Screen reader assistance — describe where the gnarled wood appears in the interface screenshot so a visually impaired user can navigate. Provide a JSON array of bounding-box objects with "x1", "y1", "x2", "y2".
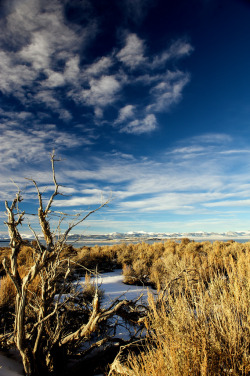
[{"x1": 1, "y1": 154, "x2": 145, "y2": 376}]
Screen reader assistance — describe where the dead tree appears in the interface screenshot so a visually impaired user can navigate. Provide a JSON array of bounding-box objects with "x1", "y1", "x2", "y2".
[{"x1": 1, "y1": 153, "x2": 146, "y2": 376}]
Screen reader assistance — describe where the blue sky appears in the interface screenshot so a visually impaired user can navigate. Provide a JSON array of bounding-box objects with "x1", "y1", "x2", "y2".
[{"x1": 1, "y1": 0, "x2": 250, "y2": 235}]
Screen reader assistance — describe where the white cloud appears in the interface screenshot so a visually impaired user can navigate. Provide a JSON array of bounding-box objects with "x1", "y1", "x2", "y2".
[
  {"x1": 169, "y1": 39, "x2": 194, "y2": 58},
  {"x1": 0, "y1": 1, "x2": 193, "y2": 132},
  {"x1": 1, "y1": 131, "x2": 250, "y2": 235},
  {"x1": 34, "y1": 90, "x2": 62, "y2": 110},
  {"x1": 64, "y1": 56, "x2": 81, "y2": 83},
  {"x1": 0, "y1": 123, "x2": 86, "y2": 167},
  {"x1": 53, "y1": 188, "x2": 110, "y2": 207},
  {"x1": 219, "y1": 149, "x2": 250, "y2": 155},
  {"x1": 151, "y1": 40, "x2": 194, "y2": 68},
  {"x1": 19, "y1": 32, "x2": 50, "y2": 71},
  {"x1": 112, "y1": 38, "x2": 192, "y2": 129},
  {"x1": 0, "y1": 0, "x2": 97, "y2": 116},
  {"x1": 82, "y1": 75, "x2": 122, "y2": 109},
  {"x1": 0, "y1": 109, "x2": 34, "y2": 121},
  {"x1": 117, "y1": 33, "x2": 146, "y2": 69},
  {"x1": 0, "y1": 50, "x2": 37, "y2": 95},
  {"x1": 148, "y1": 71, "x2": 190, "y2": 112},
  {"x1": 169, "y1": 146, "x2": 206, "y2": 155},
  {"x1": 84, "y1": 56, "x2": 114, "y2": 77},
  {"x1": 94, "y1": 107, "x2": 104, "y2": 119},
  {"x1": 120, "y1": 192, "x2": 200, "y2": 212},
  {"x1": 42, "y1": 70, "x2": 65, "y2": 88},
  {"x1": 204, "y1": 199, "x2": 250, "y2": 208},
  {"x1": 58, "y1": 133, "x2": 250, "y2": 217},
  {"x1": 192, "y1": 133, "x2": 232, "y2": 144},
  {"x1": 120, "y1": 114, "x2": 157, "y2": 134},
  {"x1": 58, "y1": 109, "x2": 72, "y2": 121},
  {"x1": 115, "y1": 105, "x2": 135, "y2": 124}
]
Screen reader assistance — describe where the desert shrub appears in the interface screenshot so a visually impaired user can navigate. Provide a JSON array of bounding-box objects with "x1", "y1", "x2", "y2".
[
  {"x1": 75, "y1": 245, "x2": 116, "y2": 271},
  {"x1": 0, "y1": 274, "x2": 16, "y2": 336},
  {"x1": 60, "y1": 244, "x2": 78, "y2": 258},
  {"x1": 115, "y1": 244, "x2": 250, "y2": 376},
  {"x1": 81, "y1": 272, "x2": 104, "y2": 302},
  {"x1": 122, "y1": 259, "x2": 150, "y2": 286},
  {"x1": 116, "y1": 243, "x2": 135, "y2": 266},
  {"x1": 122, "y1": 263, "x2": 135, "y2": 285},
  {"x1": 0, "y1": 247, "x2": 10, "y2": 276},
  {"x1": 0, "y1": 274, "x2": 16, "y2": 309}
]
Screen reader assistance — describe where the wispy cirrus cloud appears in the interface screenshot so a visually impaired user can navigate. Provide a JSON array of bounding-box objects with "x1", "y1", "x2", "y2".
[
  {"x1": 147, "y1": 70, "x2": 190, "y2": 112},
  {"x1": 1, "y1": 131, "x2": 250, "y2": 234},
  {"x1": 113, "y1": 36, "x2": 192, "y2": 133},
  {"x1": 0, "y1": 0, "x2": 96, "y2": 118},
  {"x1": 151, "y1": 40, "x2": 194, "y2": 69},
  {"x1": 116, "y1": 33, "x2": 146, "y2": 69},
  {"x1": 84, "y1": 57, "x2": 114, "y2": 77},
  {"x1": 120, "y1": 114, "x2": 157, "y2": 134},
  {"x1": 204, "y1": 199, "x2": 250, "y2": 208},
  {"x1": 115, "y1": 105, "x2": 136, "y2": 124},
  {"x1": 0, "y1": 124, "x2": 83, "y2": 166},
  {"x1": 81, "y1": 75, "x2": 122, "y2": 113},
  {"x1": 0, "y1": 0, "x2": 193, "y2": 135},
  {"x1": 56, "y1": 133, "x2": 250, "y2": 220}
]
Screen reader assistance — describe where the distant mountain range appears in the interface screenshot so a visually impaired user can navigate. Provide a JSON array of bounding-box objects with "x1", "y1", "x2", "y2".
[{"x1": 1, "y1": 230, "x2": 250, "y2": 242}]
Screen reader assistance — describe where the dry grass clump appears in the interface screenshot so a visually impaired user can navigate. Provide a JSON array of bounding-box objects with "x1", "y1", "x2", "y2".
[
  {"x1": 116, "y1": 242, "x2": 165, "y2": 286},
  {"x1": 122, "y1": 258, "x2": 151, "y2": 285},
  {"x1": 113, "y1": 240, "x2": 250, "y2": 294},
  {"x1": 0, "y1": 247, "x2": 11, "y2": 276},
  {"x1": 0, "y1": 267, "x2": 42, "y2": 334},
  {"x1": 113, "y1": 243, "x2": 250, "y2": 376},
  {"x1": 0, "y1": 274, "x2": 16, "y2": 309},
  {"x1": 0, "y1": 274, "x2": 16, "y2": 335},
  {"x1": 17, "y1": 245, "x2": 36, "y2": 268},
  {"x1": 75, "y1": 244, "x2": 118, "y2": 272},
  {"x1": 81, "y1": 272, "x2": 104, "y2": 302},
  {"x1": 1, "y1": 239, "x2": 250, "y2": 374},
  {"x1": 0, "y1": 244, "x2": 41, "y2": 303}
]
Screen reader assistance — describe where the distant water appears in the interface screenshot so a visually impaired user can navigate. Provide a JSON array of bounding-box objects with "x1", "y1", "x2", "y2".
[
  {"x1": 0, "y1": 240, "x2": 126, "y2": 248},
  {"x1": 0, "y1": 241, "x2": 10, "y2": 247},
  {"x1": 1, "y1": 239, "x2": 250, "y2": 248}
]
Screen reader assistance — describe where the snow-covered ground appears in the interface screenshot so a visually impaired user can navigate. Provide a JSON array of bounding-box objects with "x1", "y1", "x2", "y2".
[
  {"x1": 0, "y1": 269, "x2": 155, "y2": 375},
  {"x1": 87, "y1": 269, "x2": 155, "y2": 342},
  {"x1": 0, "y1": 350, "x2": 23, "y2": 376},
  {"x1": 93, "y1": 269, "x2": 154, "y2": 306}
]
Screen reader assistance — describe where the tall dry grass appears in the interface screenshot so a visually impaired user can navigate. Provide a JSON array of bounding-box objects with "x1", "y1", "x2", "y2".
[
  {"x1": 1, "y1": 239, "x2": 250, "y2": 374},
  {"x1": 117, "y1": 242, "x2": 250, "y2": 376}
]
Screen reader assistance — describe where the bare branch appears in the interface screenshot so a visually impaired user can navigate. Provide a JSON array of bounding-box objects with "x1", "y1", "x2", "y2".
[
  {"x1": 1, "y1": 153, "x2": 145, "y2": 376},
  {"x1": 25, "y1": 178, "x2": 43, "y2": 212},
  {"x1": 33, "y1": 303, "x2": 59, "y2": 330},
  {"x1": 44, "y1": 151, "x2": 61, "y2": 216},
  {"x1": 28, "y1": 224, "x2": 43, "y2": 254},
  {"x1": 61, "y1": 293, "x2": 143, "y2": 347},
  {"x1": 58, "y1": 197, "x2": 111, "y2": 248},
  {"x1": 2, "y1": 257, "x2": 21, "y2": 294}
]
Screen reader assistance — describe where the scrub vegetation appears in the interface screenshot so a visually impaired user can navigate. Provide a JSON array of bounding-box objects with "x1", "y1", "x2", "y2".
[
  {"x1": 1, "y1": 239, "x2": 249, "y2": 375},
  {"x1": 109, "y1": 239, "x2": 250, "y2": 376}
]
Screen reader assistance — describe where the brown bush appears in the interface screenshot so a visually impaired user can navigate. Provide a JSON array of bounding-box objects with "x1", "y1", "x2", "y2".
[
  {"x1": 0, "y1": 274, "x2": 16, "y2": 309},
  {"x1": 81, "y1": 272, "x2": 104, "y2": 302},
  {"x1": 110, "y1": 242, "x2": 250, "y2": 376}
]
